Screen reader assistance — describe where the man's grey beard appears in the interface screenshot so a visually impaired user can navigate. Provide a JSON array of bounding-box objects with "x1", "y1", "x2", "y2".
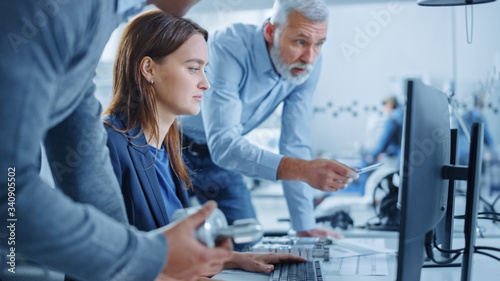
[{"x1": 269, "y1": 37, "x2": 314, "y2": 85}]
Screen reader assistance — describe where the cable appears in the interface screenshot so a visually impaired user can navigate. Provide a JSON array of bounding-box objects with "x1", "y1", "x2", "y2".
[
  {"x1": 365, "y1": 215, "x2": 381, "y2": 225},
  {"x1": 490, "y1": 192, "x2": 500, "y2": 216},
  {"x1": 479, "y1": 196, "x2": 495, "y2": 213},
  {"x1": 423, "y1": 263, "x2": 462, "y2": 268},
  {"x1": 481, "y1": 199, "x2": 497, "y2": 214},
  {"x1": 425, "y1": 231, "x2": 463, "y2": 265},
  {"x1": 476, "y1": 212, "x2": 500, "y2": 216},
  {"x1": 492, "y1": 193, "x2": 500, "y2": 209},
  {"x1": 476, "y1": 246, "x2": 500, "y2": 252},
  {"x1": 475, "y1": 250, "x2": 500, "y2": 262},
  {"x1": 427, "y1": 248, "x2": 462, "y2": 265},
  {"x1": 476, "y1": 216, "x2": 500, "y2": 222},
  {"x1": 432, "y1": 232, "x2": 464, "y2": 254},
  {"x1": 454, "y1": 215, "x2": 500, "y2": 222},
  {"x1": 465, "y1": 4, "x2": 474, "y2": 44}
]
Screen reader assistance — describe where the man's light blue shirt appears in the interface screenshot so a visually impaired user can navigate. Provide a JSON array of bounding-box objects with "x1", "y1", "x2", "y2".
[
  {"x1": 117, "y1": 0, "x2": 146, "y2": 13},
  {"x1": 117, "y1": 0, "x2": 147, "y2": 19},
  {"x1": 182, "y1": 23, "x2": 323, "y2": 231}
]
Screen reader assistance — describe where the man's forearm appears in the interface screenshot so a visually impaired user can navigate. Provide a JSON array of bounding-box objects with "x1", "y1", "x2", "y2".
[
  {"x1": 277, "y1": 156, "x2": 308, "y2": 182},
  {"x1": 277, "y1": 157, "x2": 359, "y2": 192}
]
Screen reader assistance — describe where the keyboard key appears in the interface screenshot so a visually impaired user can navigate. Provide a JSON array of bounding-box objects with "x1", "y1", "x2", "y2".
[
  {"x1": 272, "y1": 263, "x2": 281, "y2": 281},
  {"x1": 281, "y1": 263, "x2": 289, "y2": 281}
]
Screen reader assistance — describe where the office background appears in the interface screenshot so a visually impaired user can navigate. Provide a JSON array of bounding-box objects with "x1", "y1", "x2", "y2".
[
  {"x1": 92, "y1": 0, "x2": 500, "y2": 161},
  {"x1": 26, "y1": 1, "x2": 500, "y2": 279}
]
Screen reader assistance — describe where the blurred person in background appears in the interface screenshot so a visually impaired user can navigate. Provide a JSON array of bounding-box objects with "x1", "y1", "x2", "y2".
[
  {"x1": 0, "y1": 1, "x2": 234, "y2": 281},
  {"x1": 365, "y1": 96, "x2": 404, "y2": 166}
]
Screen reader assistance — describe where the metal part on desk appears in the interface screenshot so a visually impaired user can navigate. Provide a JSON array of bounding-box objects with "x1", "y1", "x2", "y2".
[
  {"x1": 172, "y1": 207, "x2": 263, "y2": 247},
  {"x1": 248, "y1": 236, "x2": 332, "y2": 261}
]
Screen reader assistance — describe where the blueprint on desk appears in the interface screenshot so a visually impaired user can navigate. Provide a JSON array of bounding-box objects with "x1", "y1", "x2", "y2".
[
  {"x1": 324, "y1": 254, "x2": 389, "y2": 276},
  {"x1": 327, "y1": 238, "x2": 391, "y2": 276},
  {"x1": 249, "y1": 237, "x2": 390, "y2": 277}
]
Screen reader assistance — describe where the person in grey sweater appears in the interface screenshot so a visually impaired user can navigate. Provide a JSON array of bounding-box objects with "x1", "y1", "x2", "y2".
[{"x1": 0, "y1": 1, "x2": 232, "y2": 280}]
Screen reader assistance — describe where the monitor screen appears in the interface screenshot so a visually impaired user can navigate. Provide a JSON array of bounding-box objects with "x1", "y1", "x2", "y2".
[{"x1": 396, "y1": 79, "x2": 451, "y2": 281}]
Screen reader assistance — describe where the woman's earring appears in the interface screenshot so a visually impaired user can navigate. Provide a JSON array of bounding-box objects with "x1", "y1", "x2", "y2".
[{"x1": 150, "y1": 79, "x2": 154, "y2": 85}]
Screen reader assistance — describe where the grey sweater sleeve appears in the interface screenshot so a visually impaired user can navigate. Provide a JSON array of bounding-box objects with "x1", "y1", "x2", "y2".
[
  {"x1": 0, "y1": 83, "x2": 168, "y2": 281},
  {"x1": 0, "y1": 1, "x2": 167, "y2": 279},
  {"x1": 2, "y1": 180, "x2": 167, "y2": 281},
  {"x1": 0, "y1": 91, "x2": 167, "y2": 280}
]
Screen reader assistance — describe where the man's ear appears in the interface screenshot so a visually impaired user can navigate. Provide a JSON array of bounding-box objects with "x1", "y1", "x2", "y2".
[
  {"x1": 140, "y1": 56, "x2": 154, "y2": 82},
  {"x1": 263, "y1": 21, "x2": 275, "y2": 44}
]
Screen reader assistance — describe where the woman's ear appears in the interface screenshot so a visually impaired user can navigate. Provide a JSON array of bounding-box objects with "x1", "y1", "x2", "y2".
[
  {"x1": 263, "y1": 21, "x2": 275, "y2": 44},
  {"x1": 140, "y1": 56, "x2": 154, "y2": 83}
]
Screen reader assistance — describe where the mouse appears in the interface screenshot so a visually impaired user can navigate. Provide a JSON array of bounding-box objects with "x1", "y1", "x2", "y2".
[{"x1": 316, "y1": 210, "x2": 354, "y2": 230}]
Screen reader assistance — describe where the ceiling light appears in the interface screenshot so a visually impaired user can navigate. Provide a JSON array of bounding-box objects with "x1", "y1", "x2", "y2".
[{"x1": 417, "y1": 0, "x2": 496, "y2": 6}]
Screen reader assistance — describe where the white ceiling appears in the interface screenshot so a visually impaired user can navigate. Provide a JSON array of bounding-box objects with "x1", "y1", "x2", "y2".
[{"x1": 188, "y1": 0, "x2": 415, "y2": 14}]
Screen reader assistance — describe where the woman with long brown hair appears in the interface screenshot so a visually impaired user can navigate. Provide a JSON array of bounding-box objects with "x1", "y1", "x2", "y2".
[{"x1": 103, "y1": 10, "x2": 305, "y2": 278}]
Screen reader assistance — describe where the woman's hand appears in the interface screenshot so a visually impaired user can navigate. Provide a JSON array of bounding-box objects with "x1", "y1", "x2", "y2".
[{"x1": 224, "y1": 252, "x2": 307, "y2": 273}]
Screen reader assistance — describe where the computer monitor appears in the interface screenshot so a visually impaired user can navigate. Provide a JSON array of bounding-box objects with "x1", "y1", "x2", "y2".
[
  {"x1": 458, "y1": 122, "x2": 484, "y2": 281},
  {"x1": 396, "y1": 79, "x2": 451, "y2": 281},
  {"x1": 396, "y1": 79, "x2": 484, "y2": 281}
]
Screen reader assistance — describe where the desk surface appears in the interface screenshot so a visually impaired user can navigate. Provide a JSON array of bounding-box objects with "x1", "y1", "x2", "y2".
[
  {"x1": 240, "y1": 180, "x2": 500, "y2": 280},
  {"x1": 213, "y1": 237, "x2": 500, "y2": 281},
  {"x1": 251, "y1": 181, "x2": 500, "y2": 239}
]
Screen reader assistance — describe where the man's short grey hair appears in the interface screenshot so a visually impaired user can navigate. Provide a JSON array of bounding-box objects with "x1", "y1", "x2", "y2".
[{"x1": 270, "y1": 0, "x2": 329, "y2": 26}]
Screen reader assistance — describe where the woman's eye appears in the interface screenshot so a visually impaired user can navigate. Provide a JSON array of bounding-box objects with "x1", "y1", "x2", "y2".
[{"x1": 189, "y1": 68, "x2": 199, "y2": 72}]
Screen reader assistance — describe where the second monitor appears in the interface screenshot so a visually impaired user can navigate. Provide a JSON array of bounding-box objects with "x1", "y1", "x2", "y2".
[{"x1": 396, "y1": 79, "x2": 484, "y2": 281}]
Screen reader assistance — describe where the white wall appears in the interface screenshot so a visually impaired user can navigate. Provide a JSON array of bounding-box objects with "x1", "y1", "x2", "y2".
[
  {"x1": 312, "y1": 1, "x2": 500, "y2": 158},
  {"x1": 453, "y1": 1, "x2": 500, "y2": 145},
  {"x1": 312, "y1": 1, "x2": 455, "y2": 157}
]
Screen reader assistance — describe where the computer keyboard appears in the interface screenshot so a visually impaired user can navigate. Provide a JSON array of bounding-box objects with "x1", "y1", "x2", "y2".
[
  {"x1": 248, "y1": 237, "x2": 330, "y2": 280},
  {"x1": 269, "y1": 260, "x2": 324, "y2": 281}
]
